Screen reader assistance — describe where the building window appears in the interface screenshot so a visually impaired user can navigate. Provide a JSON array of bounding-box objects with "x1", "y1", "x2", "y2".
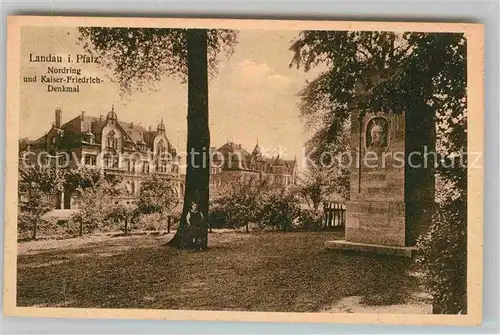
[
  {"x1": 142, "y1": 162, "x2": 150, "y2": 174},
  {"x1": 124, "y1": 139, "x2": 133, "y2": 150},
  {"x1": 124, "y1": 160, "x2": 136, "y2": 173},
  {"x1": 107, "y1": 137, "x2": 113, "y2": 148},
  {"x1": 157, "y1": 140, "x2": 166, "y2": 156},
  {"x1": 84, "y1": 154, "x2": 97, "y2": 166},
  {"x1": 126, "y1": 181, "x2": 135, "y2": 196},
  {"x1": 157, "y1": 159, "x2": 168, "y2": 173},
  {"x1": 104, "y1": 155, "x2": 118, "y2": 168},
  {"x1": 55, "y1": 154, "x2": 65, "y2": 166}
]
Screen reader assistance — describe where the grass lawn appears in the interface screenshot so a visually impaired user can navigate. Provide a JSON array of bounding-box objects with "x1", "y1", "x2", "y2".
[{"x1": 17, "y1": 230, "x2": 421, "y2": 312}]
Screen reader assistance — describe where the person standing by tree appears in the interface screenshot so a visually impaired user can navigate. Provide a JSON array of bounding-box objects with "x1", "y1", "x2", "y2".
[
  {"x1": 186, "y1": 201, "x2": 205, "y2": 251},
  {"x1": 78, "y1": 27, "x2": 238, "y2": 249}
]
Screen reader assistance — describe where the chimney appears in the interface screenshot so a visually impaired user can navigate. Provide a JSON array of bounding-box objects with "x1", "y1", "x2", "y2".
[
  {"x1": 149, "y1": 125, "x2": 152, "y2": 132},
  {"x1": 99, "y1": 115, "x2": 103, "y2": 121},
  {"x1": 55, "y1": 108, "x2": 62, "y2": 128},
  {"x1": 130, "y1": 122, "x2": 134, "y2": 128},
  {"x1": 81, "y1": 111, "x2": 85, "y2": 119}
]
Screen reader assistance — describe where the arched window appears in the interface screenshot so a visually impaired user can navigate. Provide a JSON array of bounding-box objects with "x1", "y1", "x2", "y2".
[
  {"x1": 106, "y1": 130, "x2": 118, "y2": 149},
  {"x1": 157, "y1": 140, "x2": 165, "y2": 156}
]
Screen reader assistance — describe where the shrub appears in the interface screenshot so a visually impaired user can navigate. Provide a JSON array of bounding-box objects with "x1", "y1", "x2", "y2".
[
  {"x1": 257, "y1": 190, "x2": 300, "y2": 232},
  {"x1": 107, "y1": 203, "x2": 138, "y2": 234},
  {"x1": 136, "y1": 173, "x2": 179, "y2": 217},
  {"x1": 18, "y1": 165, "x2": 63, "y2": 240},
  {"x1": 210, "y1": 177, "x2": 268, "y2": 230},
  {"x1": 71, "y1": 179, "x2": 122, "y2": 236},
  {"x1": 18, "y1": 210, "x2": 35, "y2": 240}
]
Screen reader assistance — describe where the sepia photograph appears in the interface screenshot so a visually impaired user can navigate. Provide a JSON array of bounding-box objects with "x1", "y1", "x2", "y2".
[{"x1": 4, "y1": 16, "x2": 483, "y2": 325}]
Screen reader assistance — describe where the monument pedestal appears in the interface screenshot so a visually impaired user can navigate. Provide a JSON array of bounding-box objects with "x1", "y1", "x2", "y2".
[
  {"x1": 325, "y1": 240, "x2": 416, "y2": 258},
  {"x1": 325, "y1": 108, "x2": 434, "y2": 257}
]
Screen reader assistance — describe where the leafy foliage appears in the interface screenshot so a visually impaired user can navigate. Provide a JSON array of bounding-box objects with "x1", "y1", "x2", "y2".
[
  {"x1": 295, "y1": 164, "x2": 349, "y2": 210},
  {"x1": 296, "y1": 209, "x2": 323, "y2": 231},
  {"x1": 78, "y1": 27, "x2": 238, "y2": 94},
  {"x1": 136, "y1": 173, "x2": 179, "y2": 216},
  {"x1": 19, "y1": 164, "x2": 64, "y2": 195},
  {"x1": 19, "y1": 137, "x2": 31, "y2": 153},
  {"x1": 18, "y1": 165, "x2": 64, "y2": 239},
  {"x1": 107, "y1": 202, "x2": 138, "y2": 234},
  {"x1": 290, "y1": 31, "x2": 466, "y2": 159},
  {"x1": 62, "y1": 166, "x2": 105, "y2": 194},
  {"x1": 135, "y1": 212, "x2": 176, "y2": 232},
  {"x1": 416, "y1": 196, "x2": 467, "y2": 314},
  {"x1": 209, "y1": 179, "x2": 303, "y2": 232}
]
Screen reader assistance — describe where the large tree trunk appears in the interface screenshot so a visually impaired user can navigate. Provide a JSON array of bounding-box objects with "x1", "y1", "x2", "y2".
[{"x1": 168, "y1": 29, "x2": 210, "y2": 248}]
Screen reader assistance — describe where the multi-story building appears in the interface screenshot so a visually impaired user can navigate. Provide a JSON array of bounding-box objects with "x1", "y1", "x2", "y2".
[
  {"x1": 210, "y1": 141, "x2": 297, "y2": 188},
  {"x1": 21, "y1": 106, "x2": 183, "y2": 209}
]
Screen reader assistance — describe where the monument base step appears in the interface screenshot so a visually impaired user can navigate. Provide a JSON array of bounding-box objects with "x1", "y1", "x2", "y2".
[{"x1": 325, "y1": 240, "x2": 417, "y2": 258}]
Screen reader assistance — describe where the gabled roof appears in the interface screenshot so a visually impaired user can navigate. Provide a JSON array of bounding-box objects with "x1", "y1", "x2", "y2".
[
  {"x1": 216, "y1": 142, "x2": 252, "y2": 159},
  {"x1": 35, "y1": 112, "x2": 176, "y2": 154},
  {"x1": 214, "y1": 141, "x2": 297, "y2": 172}
]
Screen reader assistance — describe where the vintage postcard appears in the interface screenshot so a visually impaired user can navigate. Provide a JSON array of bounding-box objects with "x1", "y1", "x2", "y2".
[{"x1": 4, "y1": 16, "x2": 483, "y2": 325}]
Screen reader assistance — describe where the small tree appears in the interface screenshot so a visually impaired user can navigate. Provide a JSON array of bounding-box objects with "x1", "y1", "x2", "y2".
[
  {"x1": 19, "y1": 137, "x2": 31, "y2": 153},
  {"x1": 136, "y1": 173, "x2": 179, "y2": 232},
  {"x1": 18, "y1": 165, "x2": 63, "y2": 240},
  {"x1": 295, "y1": 164, "x2": 348, "y2": 211},
  {"x1": 63, "y1": 166, "x2": 122, "y2": 198}
]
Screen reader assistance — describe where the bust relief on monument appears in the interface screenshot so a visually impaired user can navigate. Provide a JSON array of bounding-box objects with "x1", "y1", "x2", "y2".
[{"x1": 365, "y1": 116, "x2": 389, "y2": 153}]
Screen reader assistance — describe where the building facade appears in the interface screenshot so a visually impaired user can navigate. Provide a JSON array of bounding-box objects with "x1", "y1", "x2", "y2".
[
  {"x1": 210, "y1": 141, "x2": 297, "y2": 188},
  {"x1": 21, "y1": 106, "x2": 183, "y2": 209}
]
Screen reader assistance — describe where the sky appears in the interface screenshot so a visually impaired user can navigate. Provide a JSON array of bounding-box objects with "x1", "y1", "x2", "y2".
[{"x1": 20, "y1": 27, "x2": 324, "y2": 168}]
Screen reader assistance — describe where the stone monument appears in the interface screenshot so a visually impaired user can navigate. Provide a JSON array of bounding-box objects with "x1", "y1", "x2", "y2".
[{"x1": 326, "y1": 106, "x2": 435, "y2": 257}]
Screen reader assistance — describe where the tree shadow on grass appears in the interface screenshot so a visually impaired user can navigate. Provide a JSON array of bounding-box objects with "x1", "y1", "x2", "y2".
[{"x1": 16, "y1": 232, "x2": 419, "y2": 312}]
